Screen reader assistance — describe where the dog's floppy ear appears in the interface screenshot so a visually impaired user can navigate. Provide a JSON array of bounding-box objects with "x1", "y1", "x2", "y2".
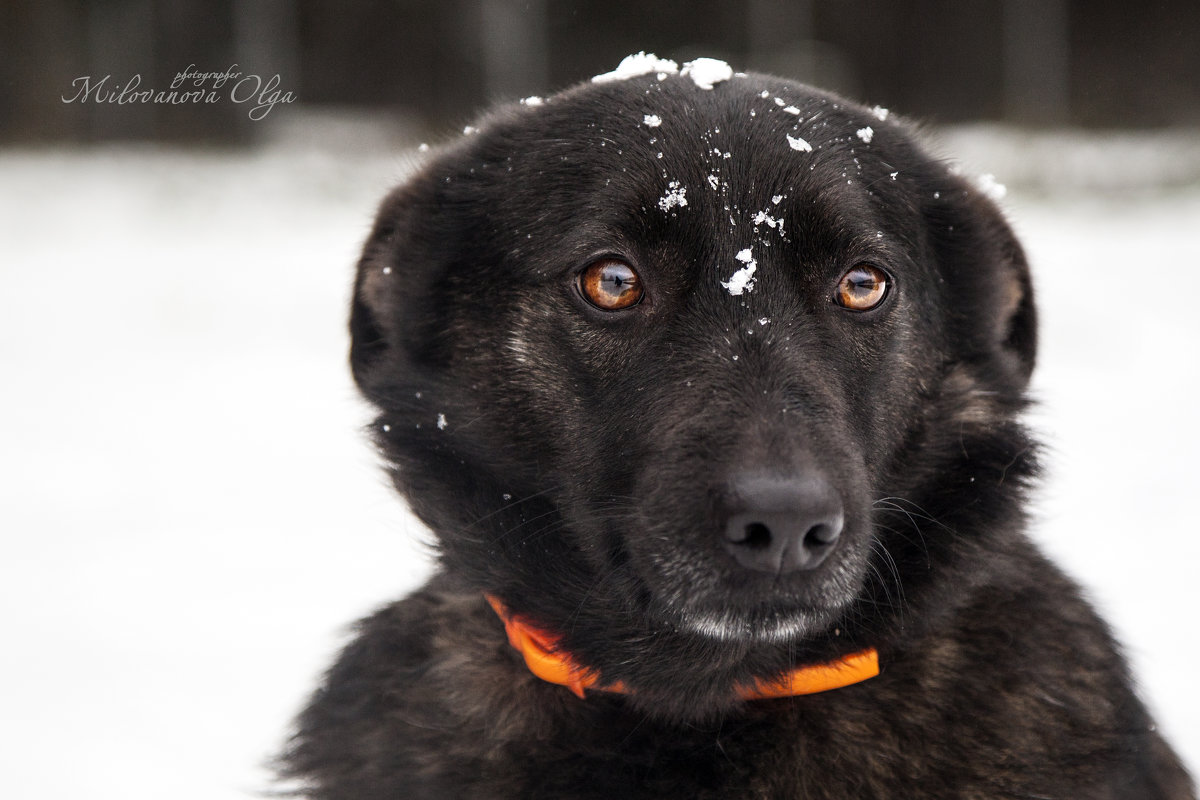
[
  {"x1": 350, "y1": 206, "x2": 396, "y2": 391},
  {"x1": 349, "y1": 174, "x2": 459, "y2": 397},
  {"x1": 349, "y1": 186, "x2": 407, "y2": 393},
  {"x1": 928, "y1": 179, "x2": 1037, "y2": 389}
]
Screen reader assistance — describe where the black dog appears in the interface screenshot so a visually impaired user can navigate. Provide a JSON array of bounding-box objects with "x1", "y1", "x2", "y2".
[{"x1": 282, "y1": 55, "x2": 1195, "y2": 798}]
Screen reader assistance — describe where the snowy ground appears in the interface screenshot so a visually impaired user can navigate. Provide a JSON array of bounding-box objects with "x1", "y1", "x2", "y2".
[{"x1": 1, "y1": 129, "x2": 1197, "y2": 798}]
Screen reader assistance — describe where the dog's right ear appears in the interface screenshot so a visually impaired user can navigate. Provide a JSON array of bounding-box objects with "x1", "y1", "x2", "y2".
[
  {"x1": 348, "y1": 178, "x2": 454, "y2": 397},
  {"x1": 349, "y1": 187, "x2": 406, "y2": 393}
]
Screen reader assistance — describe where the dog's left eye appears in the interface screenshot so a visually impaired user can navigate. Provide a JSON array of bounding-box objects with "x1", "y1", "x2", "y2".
[
  {"x1": 578, "y1": 259, "x2": 644, "y2": 311},
  {"x1": 835, "y1": 265, "x2": 890, "y2": 311}
]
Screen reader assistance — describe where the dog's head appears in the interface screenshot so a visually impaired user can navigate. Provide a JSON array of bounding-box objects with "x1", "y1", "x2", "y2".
[{"x1": 350, "y1": 60, "x2": 1037, "y2": 721}]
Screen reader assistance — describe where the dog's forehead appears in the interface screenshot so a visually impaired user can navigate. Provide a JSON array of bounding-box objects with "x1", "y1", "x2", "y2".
[
  {"x1": 463, "y1": 75, "x2": 916, "y2": 251},
  {"x1": 510, "y1": 75, "x2": 896, "y2": 199}
]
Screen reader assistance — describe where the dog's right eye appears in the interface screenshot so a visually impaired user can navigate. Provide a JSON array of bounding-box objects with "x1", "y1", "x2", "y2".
[
  {"x1": 578, "y1": 259, "x2": 644, "y2": 311},
  {"x1": 834, "y1": 265, "x2": 890, "y2": 312}
]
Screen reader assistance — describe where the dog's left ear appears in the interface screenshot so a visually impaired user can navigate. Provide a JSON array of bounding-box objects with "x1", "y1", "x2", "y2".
[{"x1": 928, "y1": 180, "x2": 1037, "y2": 389}]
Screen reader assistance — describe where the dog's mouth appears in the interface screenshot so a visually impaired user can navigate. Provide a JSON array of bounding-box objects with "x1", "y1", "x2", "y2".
[
  {"x1": 592, "y1": 450, "x2": 872, "y2": 643},
  {"x1": 609, "y1": 503, "x2": 869, "y2": 645},
  {"x1": 627, "y1": 540, "x2": 867, "y2": 645}
]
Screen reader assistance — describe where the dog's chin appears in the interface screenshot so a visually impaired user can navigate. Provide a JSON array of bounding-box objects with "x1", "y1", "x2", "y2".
[
  {"x1": 646, "y1": 589, "x2": 853, "y2": 645},
  {"x1": 673, "y1": 607, "x2": 832, "y2": 644}
]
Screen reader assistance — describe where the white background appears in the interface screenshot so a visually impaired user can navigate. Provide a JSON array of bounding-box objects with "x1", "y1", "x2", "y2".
[{"x1": 1, "y1": 130, "x2": 1197, "y2": 798}]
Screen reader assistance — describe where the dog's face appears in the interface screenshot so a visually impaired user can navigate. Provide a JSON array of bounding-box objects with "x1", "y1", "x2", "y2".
[{"x1": 351, "y1": 66, "x2": 1036, "y2": 720}]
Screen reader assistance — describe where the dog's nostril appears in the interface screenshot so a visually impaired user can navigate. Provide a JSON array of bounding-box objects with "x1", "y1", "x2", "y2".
[
  {"x1": 740, "y1": 522, "x2": 773, "y2": 549},
  {"x1": 805, "y1": 523, "x2": 840, "y2": 548}
]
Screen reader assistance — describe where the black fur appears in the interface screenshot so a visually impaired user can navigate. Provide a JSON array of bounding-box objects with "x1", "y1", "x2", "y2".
[{"x1": 282, "y1": 69, "x2": 1195, "y2": 799}]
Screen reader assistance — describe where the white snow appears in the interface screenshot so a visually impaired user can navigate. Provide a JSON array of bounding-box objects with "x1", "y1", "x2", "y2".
[
  {"x1": 721, "y1": 248, "x2": 758, "y2": 295},
  {"x1": 643, "y1": 114, "x2": 662, "y2": 127},
  {"x1": 856, "y1": 126, "x2": 874, "y2": 143},
  {"x1": 783, "y1": 105, "x2": 801, "y2": 115},
  {"x1": 936, "y1": 126, "x2": 1200, "y2": 194},
  {"x1": 707, "y1": 174, "x2": 720, "y2": 190},
  {"x1": 975, "y1": 172, "x2": 1008, "y2": 200},
  {"x1": 872, "y1": 105, "x2": 890, "y2": 121},
  {"x1": 520, "y1": 96, "x2": 544, "y2": 106},
  {"x1": 592, "y1": 52, "x2": 679, "y2": 83},
  {"x1": 1, "y1": 130, "x2": 1198, "y2": 800},
  {"x1": 0, "y1": 145, "x2": 433, "y2": 800},
  {"x1": 771, "y1": 194, "x2": 784, "y2": 205},
  {"x1": 786, "y1": 134, "x2": 813, "y2": 152},
  {"x1": 658, "y1": 180, "x2": 688, "y2": 211},
  {"x1": 437, "y1": 413, "x2": 447, "y2": 430},
  {"x1": 680, "y1": 58, "x2": 733, "y2": 90},
  {"x1": 752, "y1": 210, "x2": 783, "y2": 232}
]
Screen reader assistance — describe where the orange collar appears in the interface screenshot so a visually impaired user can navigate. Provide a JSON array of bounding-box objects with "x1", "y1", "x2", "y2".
[{"x1": 486, "y1": 594, "x2": 879, "y2": 701}]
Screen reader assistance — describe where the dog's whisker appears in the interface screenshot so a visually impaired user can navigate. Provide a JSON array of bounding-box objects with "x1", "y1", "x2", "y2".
[
  {"x1": 460, "y1": 486, "x2": 563, "y2": 532},
  {"x1": 867, "y1": 538, "x2": 909, "y2": 622},
  {"x1": 873, "y1": 495, "x2": 951, "y2": 530}
]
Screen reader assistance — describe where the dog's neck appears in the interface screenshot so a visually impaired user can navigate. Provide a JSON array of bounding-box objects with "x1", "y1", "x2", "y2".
[{"x1": 486, "y1": 594, "x2": 879, "y2": 700}]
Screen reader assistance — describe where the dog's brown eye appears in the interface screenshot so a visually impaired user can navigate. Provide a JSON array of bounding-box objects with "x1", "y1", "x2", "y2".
[
  {"x1": 835, "y1": 265, "x2": 889, "y2": 311},
  {"x1": 579, "y1": 259, "x2": 643, "y2": 311}
]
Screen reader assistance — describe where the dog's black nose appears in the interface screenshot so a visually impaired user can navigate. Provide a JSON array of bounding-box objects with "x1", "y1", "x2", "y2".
[{"x1": 720, "y1": 474, "x2": 844, "y2": 574}]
